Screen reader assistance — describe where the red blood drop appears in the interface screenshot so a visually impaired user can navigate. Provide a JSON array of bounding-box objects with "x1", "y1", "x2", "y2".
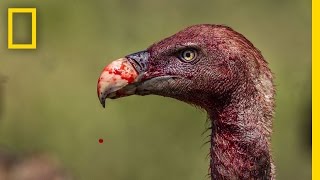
[{"x1": 98, "y1": 138, "x2": 104, "y2": 143}]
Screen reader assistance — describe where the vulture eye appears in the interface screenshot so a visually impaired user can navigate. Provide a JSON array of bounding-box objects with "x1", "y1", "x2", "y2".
[{"x1": 179, "y1": 49, "x2": 197, "y2": 62}]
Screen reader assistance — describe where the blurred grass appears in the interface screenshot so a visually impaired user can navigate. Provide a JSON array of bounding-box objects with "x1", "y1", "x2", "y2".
[{"x1": 0, "y1": 0, "x2": 311, "y2": 179}]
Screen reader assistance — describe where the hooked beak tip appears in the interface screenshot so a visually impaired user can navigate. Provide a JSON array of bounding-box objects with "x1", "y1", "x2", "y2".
[
  {"x1": 101, "y1": 102, "x2": 106, "y2": 108},
  {"x1": 99, "y1": 97, "x2": 106, "y2": 108},
  {"x1": 98, "y1": 92, "x2": 106, "y2": 108}
]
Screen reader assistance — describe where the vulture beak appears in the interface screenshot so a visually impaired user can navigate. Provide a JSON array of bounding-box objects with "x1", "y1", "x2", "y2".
[{"x1": 97, "y1": 51, "x2": 150, "y2": 107}]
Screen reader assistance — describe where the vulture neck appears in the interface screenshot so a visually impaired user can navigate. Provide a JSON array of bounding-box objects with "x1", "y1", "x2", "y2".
[{"x1": 206, "y1": 91, "x2": 274, "y2": 179}]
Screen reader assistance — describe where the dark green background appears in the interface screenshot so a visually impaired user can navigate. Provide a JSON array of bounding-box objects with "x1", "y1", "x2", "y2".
[{"x1": 0, "y1": 0, "x2": 311, "y2": 179}]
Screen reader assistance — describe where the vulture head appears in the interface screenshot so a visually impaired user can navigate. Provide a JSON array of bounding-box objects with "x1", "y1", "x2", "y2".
[{"x1": 97, "y1": 24, "x2": 275, "y2": 179}]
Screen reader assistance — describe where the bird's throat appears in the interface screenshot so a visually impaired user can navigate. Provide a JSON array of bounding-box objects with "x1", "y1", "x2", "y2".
[{"x1": 207, "y1": 97, "x2": 274, "y2": 180}]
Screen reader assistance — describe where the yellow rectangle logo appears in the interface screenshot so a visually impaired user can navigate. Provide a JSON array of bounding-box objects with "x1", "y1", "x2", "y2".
[{"x1": 8, "y1": 8, "x2": 37, "y2": 49}]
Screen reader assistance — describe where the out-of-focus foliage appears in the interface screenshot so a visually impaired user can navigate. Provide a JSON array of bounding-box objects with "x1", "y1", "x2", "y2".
[
  {"x1": 0, "y1": 0, "x2": 311, "y2": 179},
  {"x1": 0, "y1": 149, "x2": 72, "y2": 180}
]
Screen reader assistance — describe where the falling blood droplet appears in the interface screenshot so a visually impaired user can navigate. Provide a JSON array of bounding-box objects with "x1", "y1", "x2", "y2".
[{"x1": 98, "y1": 138, "x2": 104, "y2": 143}]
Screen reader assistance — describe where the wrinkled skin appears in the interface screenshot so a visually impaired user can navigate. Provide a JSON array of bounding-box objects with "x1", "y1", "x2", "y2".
[{"x1": 98, "y1": 24, "x2": 275, "y2": 180}]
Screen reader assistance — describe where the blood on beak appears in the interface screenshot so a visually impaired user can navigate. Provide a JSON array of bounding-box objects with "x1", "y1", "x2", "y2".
[
  {"x1": 97, "y1": 58, "x2": 138, "y2": 107},
  {"x1": 97, "y1": 51, "x2": 149, "y2": 107}
]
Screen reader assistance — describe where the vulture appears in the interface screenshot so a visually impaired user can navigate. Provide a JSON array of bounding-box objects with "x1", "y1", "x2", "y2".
[{"x1": 97, "y1": 24, "x2": 275, "y2": 180}]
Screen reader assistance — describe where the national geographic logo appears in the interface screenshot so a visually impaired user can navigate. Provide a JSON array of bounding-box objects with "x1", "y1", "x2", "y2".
[{"x1": 7, "y1": 8, "x2": 36, "y2": 49}]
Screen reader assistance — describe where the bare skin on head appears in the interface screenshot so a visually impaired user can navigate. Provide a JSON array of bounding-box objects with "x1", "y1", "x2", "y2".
[{"x1": 97, "y1": 24, "x2": 275, "y2": 180}]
